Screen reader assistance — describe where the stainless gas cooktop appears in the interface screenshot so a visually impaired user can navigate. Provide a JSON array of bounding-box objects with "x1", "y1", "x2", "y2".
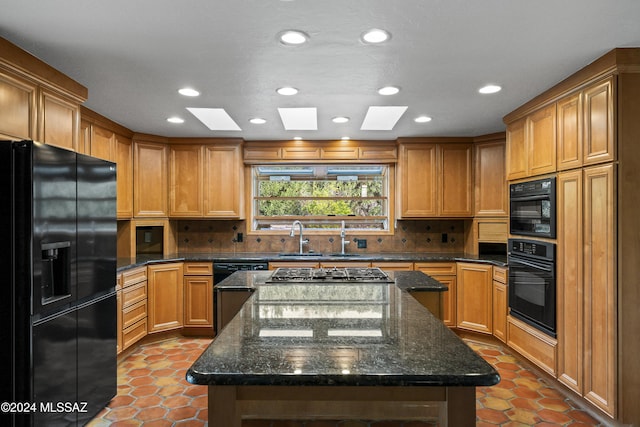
[{"x1": 266, "y1": 267, "x2": 394, "y2": 283}]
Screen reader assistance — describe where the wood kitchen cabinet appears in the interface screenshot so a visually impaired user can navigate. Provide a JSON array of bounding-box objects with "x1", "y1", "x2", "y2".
[
  {"x1": 492, "y1": 267, "x2": 508, "y2": 343},
  {"x1": 119, "y1": 266, "x2": 148, "y2": 353},
  {"x1": 183, "y1": 262, "x2": 214, "y2": 329},
  {"x1": 474, "y1": 138, "x2": 507, "y2": 217},
  {"x1": 397, "y1": 141, "x2": 472, "y2": 218},
  {"x1": 456, "y1": 262, "x2": 492, "y2": 334},
  {"x1": 80, "y1": 113, "x2": 134, "y2": 219},
  {"x1": 1, "y1": 38, "x2": 86, "y2": 146},
  {"x1": 506, "y1": 103, "x2": 556, "y2": 179},
  {"x1": 414, "y1": 262, "x2": 456, "y2": 327},
  {"x1": 169, "y1": 141, "x2": 243, "y2": 218},
  {"x1": 134, "y1": 139, "x2": 169, "y2": 217},
  {"x1": 557, "y1": 77, "x2": 614, "y2": 170},
  {"x1": 371, "y1": 262, "x2": 414, "y2": 271},
  {"x1": 147, "y1": 262, "x2": 184, "y2": 333},
  {"x1": 557, "y1": 165, "x2": 616, "y2": 416}
]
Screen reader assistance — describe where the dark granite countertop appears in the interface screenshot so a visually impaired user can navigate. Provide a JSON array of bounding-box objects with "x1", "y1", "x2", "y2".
[
  {"x1": 186, "y1": 272, "x2": 500, "y2": 387},
  {"x1": 117, "y1": 252, "x2": 507, "y2": 272}
]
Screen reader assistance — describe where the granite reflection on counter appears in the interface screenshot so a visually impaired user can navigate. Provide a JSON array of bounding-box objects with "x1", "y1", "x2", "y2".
[{"x1": 187, "y1": 271, "x2": 499, "y2": 388}]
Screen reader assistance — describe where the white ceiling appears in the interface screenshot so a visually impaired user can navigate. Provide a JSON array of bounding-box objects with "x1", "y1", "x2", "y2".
[{"x1": 1, "y1": 0, "x2": 640, "y2": 141}]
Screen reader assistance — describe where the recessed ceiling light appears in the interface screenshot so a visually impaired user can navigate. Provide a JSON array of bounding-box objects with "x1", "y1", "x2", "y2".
[
  {"x1": 277, "y1": 86, "x2": 298, "y2": 96},
  {"x1": 378, "y1": 86, "x2": 400, "y2": 96},
  {"x1": 341, "y1": 136, "x2": 350, "y2": 141},
  {"x1": 278, "y1": 30, "x2": 309, "y2": 45},
  {"x1": 479, "y1": 84, "x2": 502, "y2": 94},
  {"x1": 178, "y1": 88, "x2": 200, "y2": 97},
  {"x1": 332, "y1": 116, "x2": 350, "y2": 124},
  {"x1": 293, "y1": 136, "x2": 303, "y2": 140},
  {"x1": 414, "y1": 115, "x2": 432, "y2": 123},
  {"x1": 361, "y1": 28, "x2": 391, "y2": 44},
  {"x1": 167, "y1": 117, "x2": 184, "y2": 124},
  {"x1": 249, "y1": 118, "x2": 267, "y2": 124}
]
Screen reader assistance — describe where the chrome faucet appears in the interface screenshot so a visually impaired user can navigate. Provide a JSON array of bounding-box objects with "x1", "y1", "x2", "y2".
[
  {"x1": 289, "y1": 220, "x2": 309, "y2": 254},
  {"x1": 340, "y1": 220, "x2": 351, "y2": 255}
]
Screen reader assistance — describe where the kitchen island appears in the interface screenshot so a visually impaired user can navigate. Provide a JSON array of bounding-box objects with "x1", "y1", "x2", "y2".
[{"x1": 186, "y1": 270, "x2": 499, "y2": 426}]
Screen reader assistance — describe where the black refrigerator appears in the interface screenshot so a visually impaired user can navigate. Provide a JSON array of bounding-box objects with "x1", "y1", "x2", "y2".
[{"x1": 0, "y1": 140, "x2": 117, "y2": 426}]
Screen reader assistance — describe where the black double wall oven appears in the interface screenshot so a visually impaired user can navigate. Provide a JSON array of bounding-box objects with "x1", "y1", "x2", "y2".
[{"x1": 508, "y1": 176, "x2": 557, "y2": 338}]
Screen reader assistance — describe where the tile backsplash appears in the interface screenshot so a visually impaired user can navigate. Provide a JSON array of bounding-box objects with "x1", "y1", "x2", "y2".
[{"x1": 176, "y1": 220, "x2": 466, "y2": 254}]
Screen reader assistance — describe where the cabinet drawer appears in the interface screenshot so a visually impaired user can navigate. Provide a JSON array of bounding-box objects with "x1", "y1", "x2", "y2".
[
  {"x1": 122, "y1": 281, "x2": 147, "y2": 308},
  {"x1": 116, "y1": 274, "x2": 123, "y2": 291},
  {"x1": 493, "y1": 267, "x2": 508, "y2": 284},
  {"x1": 122, "y1": 318, "x2": 147, "y2": 350},
  {"x1": 123, "y1": 300, "x2": 147, "y2": 329},
  {"x1": 184, "y1": 262, "x2": 213, "y2": 276},
  {"x1": 371, "y1": 262, "x2": 414, "y2": 271},
  {"x1": 122, "y1": 266, "x2": 147, "y2": 287},
  {"x1": 415, "y1": 262, "x2": 456, "y2": 275}
]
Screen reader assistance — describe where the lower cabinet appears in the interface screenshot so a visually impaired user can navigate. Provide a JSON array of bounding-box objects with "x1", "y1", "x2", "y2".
[
  {"x1": 119, "y1": 266, "x2": 148, "y2": 353},
  {"x1": 216, "y1": 289, "x2": 254, "y2": 335},
  {"x1": 456, "y1": 262, "x2": 492, "y2": 334},
  {"x1": 492, "y1": 267, "x2": 508, "y2": 343},
  {"x1": 147, "y1": 263, "x2": 184, "y2": 333},
  {"x1": 183, "y1": 262, "x2": 214, "y2": 329},
  {"x1": 414, "y1": 263, "x2": 456, "y2": 327}
]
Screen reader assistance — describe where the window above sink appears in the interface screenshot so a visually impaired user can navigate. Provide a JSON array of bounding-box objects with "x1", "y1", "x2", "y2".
[{"x1": 249, "y1": 164, "x2": 392, "y2": 234}]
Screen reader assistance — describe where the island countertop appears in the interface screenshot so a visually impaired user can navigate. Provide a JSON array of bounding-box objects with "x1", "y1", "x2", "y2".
[{"x1": 186, "y1": 271, "x2": 499, "y2": 388}]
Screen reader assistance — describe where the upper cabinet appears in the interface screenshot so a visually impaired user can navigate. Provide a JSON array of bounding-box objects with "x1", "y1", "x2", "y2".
[
  {"x1": 507, "y1": 76, "x2": 615, "y2": 179},
  {"x1": 506, "y1": 103, "x2": 557, "y2": 180},
  {"x1": 80, "y1": 108, "x2": 134, "y2": 219},
  {"x1": 474, "y1": 137, "x2": 507, "y2": 217},
  {"x1": 169, "y1": 140, "x2": 244, "y2": 219},
  {"x1": 134, "y1": 138, "x2": 169, "y2": 218},
  {"x1": 243, "y1": 140, "x2": 397, "y2": 163},
  {"x1": 1, "y1": 38, "x2": 87, "y2": 146},
  {"x1": 397, "y1": 140, "x2": 473, "y2": 218},
  {"x1": 558, "y1": 77, "x2": 614, "y2": 170}
]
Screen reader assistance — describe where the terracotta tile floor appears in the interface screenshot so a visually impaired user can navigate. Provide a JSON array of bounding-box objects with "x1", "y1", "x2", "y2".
[{"x1": 87, "y1": 337, "x2": 604, "y2": 426}]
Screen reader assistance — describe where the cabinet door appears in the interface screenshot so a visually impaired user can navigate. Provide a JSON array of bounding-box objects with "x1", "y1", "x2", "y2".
[
  {"x1": 134, "y1": 141, "x2": 168, "y2": 217},
  {"x1": 170, "y1": 144, "x2": 204, "y2": 217},
  {"x1": 204, "y1": 144, "x2": 243, "y2": 217},
  {"x1": 398, "y1": 144, "x2": 437, "y2": 217},
  {"x1": 557, "y1": 170, "x2": 584, "y2": 394},
  {"x1": 583, "y1": 164, "x2": 616, "y2": 416},
  {"x1": 456, "y1": 263, "x2": 492, "y2": 334},
  {"x1": 474, "y1": 141, "x2": 507, "y2": 217},
  {"x1": 506, "y1": 118, "x2": 527, "y2": 180},
  {"x1": 39, "y1": 88, "x2": 80, "y2": 151},
  {"x1": 147, "y1": 263, "x2": 184, "y2": 332},
  {"x1": 492, "y1": 280, "x2": 507, "y2": 343},
  {"x1": 527, "y1": 104, "x2": 557, "y2": 176},
  {"x1": 90, "y1": 125, "x2": 114, "y2": 161},
  {"x1": 557, "y1": 93, "x2": 582, "y2": 171},
  {"x1": 184, "y1": 276, "x2": 213, "y2": 327},
  {"x1": 432, "y1": 275, "x2": 456, "y2": 327},
  {"x1": 583, "y1": 77, "x2": 614, "y2": 166},
  {"x1": 0, "y1": 70, "x2": 37, "y2": 140},
  {"x1": 115, "y1": 135, "x2": 133, "y2": 219},
  {"x1": 439, "y1": 144, "x2": 473, "y2": 217}
]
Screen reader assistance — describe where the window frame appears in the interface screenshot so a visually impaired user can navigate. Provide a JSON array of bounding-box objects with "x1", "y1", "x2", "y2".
[{"x1": 247, "y1": 163, "x2": 396, "y2": 235}]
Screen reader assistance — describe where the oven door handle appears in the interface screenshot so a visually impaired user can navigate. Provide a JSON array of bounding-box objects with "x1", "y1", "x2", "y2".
[
  {"x1": 511, "y1": 194, "x2": 548, "y2": 202},
  {"x1": 509, "y1": 258, "x2": 553, "y2": 272}
]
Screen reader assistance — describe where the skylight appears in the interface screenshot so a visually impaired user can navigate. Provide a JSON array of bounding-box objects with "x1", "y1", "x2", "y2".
[
  {"x1": 360, "y1": 106, "x2": 408, "y2": 130},
  {"x1": 277, "y1": 107, "x2": 318, "y2": 130},
  {"x1": 186, "y1": 108, "x2": 241, "y2": 131}
]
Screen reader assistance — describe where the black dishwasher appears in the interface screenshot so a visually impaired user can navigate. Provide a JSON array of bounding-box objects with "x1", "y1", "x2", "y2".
[{"x1": 213, "y1": 262, "x2": 268, "y2": 334}]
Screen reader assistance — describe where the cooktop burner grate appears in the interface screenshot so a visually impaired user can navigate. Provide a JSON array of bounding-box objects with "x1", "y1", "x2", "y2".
[{"x1": 266, "y1": 267, "x2": 394, "y2": 283}]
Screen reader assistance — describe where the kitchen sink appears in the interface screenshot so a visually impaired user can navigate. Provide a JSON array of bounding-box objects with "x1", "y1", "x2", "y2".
[{"x1": 277, "y1": 253, "x2": 323, "y2": 257}]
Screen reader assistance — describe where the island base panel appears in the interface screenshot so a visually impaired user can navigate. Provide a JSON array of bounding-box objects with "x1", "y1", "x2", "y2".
[{"x1": 208, "y1": 385, "x2": 476, "y2": 427}]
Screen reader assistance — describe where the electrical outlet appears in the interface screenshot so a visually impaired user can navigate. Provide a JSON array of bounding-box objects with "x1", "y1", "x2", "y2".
[
  {"x1": 357, "y1": 239, "x2": 367, "y2": 249},
  {"x1": 441, "y1": 233, "x2": 448, "y2": 243},
  {"x1": 236, "y1": 232, "x2": 243, "y2": 242}
]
